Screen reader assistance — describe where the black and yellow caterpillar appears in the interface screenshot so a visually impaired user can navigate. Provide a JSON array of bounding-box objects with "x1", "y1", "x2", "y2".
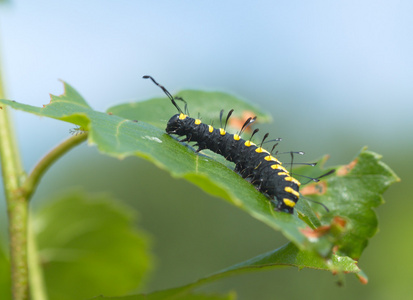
[{"x1": 143, "y1": 75, "x2": 330, "y2": 214}]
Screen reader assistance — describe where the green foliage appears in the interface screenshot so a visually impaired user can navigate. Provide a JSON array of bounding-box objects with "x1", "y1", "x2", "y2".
[
  {"x1": 34, "y1": 191, "x2": 152, "y2": 300},
  {"x1": 303, "y1": 150, "x2": 399, "y2": 259},
  {"x1": 0, "y1": 80, "x2": 399, "y2": 298}
]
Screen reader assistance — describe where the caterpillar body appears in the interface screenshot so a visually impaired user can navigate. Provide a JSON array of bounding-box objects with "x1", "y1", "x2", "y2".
[
  {"x1": 143, "y1": 75, "x2": 328, "y2": 214},
  {"x1": 166, "y1": 112, "x2": 300, "y2": 213}
]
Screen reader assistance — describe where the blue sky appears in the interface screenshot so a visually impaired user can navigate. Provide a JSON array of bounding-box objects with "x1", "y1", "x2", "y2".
[{"x1": 0, "y1": 0, "x2": 411, "y2": 167}]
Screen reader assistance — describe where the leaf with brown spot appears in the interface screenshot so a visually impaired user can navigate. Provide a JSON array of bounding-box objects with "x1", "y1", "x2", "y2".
[
  {"x1": 296, "y1": 148, "x2": 400, "y2": 259},
  {"x1": 336, "y1": 158, "x2": 358, "y2": 176},
  {"x1": 300, "y1": 181, "x2": 328, "y2": 196}
]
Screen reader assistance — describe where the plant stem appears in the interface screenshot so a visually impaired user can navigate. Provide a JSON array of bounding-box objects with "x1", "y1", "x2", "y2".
[
  {"x1": 0, "y1": 28, "x2": 31, "y2": 298},
  {"x1": 0, "y1": 109, "x2": 26, "y2": 198},
  {"x1": 27, "y1": 220, "x2": 47, "y2": 300},
  {"x1": 7, "y1": 192, "x2": 29, "y2": 300},
  {"x1": 0, "y1": 108, "x2": 29, "y2": 300},
  {"x1": 21, "y1": 133, "x2": 88, "y2": 200}
]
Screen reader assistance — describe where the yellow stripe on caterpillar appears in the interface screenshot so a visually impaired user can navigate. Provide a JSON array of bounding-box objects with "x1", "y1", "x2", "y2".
[
  {"x1": 179, "y1": 113, "x2": 187, "y2": 120},
  {"x1": 284, "y1": 176, "x2": 301, "y2": 186},
  {"x1": 255, "y1": 147, "x2": 270, "y2": 154},
  {"x1": 283, "y1": 198, "x2": 296, "y2": 208},
  {"x1": 264, "y1": 155, "x2": 281, "y2": 163},
  {"x1": 271, "y1": 164, "x2": 288, "y2": 172},
  {"x1": 285, "y1": 186, "x2": 300, "y2": 198}
]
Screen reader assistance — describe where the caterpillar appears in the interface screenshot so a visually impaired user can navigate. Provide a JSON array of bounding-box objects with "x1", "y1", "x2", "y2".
[{"x1": 143, "y1": 75, "x2": 331, "y2": 214}]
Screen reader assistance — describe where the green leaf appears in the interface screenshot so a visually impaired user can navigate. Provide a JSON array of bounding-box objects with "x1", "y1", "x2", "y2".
[
  {"x1": 300, "y1": 149, "x2": 400, "y2": 259},
  {"x1": 0, "y1": 81, "x2": 399, "y2": 263},
  {"x1": 217, "y1": 242, "x2": 358, "y2": 273},
  {"x1": 96, "y1": 242, "x2": 359, "y2": 299},
  {"x1": 33, "y1": 191, "x2": 152, "y2": 300}
]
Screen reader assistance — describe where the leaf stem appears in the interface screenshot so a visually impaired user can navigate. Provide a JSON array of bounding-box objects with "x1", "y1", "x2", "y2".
[{"x1": 21, "y1": 132, "x2": 88, "y2": 200}]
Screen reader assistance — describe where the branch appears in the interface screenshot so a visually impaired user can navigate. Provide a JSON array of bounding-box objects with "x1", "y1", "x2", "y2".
[{"x1": 21, "y1": 132, "x2": 88, "y2": 200}]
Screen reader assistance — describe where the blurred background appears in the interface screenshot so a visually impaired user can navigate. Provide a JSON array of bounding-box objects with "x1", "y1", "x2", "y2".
[{"x1": 0, "y1": 0, "x2": 412, "y2": 299}]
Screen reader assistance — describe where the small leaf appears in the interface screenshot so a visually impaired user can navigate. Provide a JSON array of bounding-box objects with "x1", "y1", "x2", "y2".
[{"x1": 33, "y1": 191, "x2": 152, "y2": 300}]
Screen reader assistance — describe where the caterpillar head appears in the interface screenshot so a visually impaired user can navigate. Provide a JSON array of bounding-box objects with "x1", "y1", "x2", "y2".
[{"x1": 166, "y1": 113, "x2": 187, "y2": 135}]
